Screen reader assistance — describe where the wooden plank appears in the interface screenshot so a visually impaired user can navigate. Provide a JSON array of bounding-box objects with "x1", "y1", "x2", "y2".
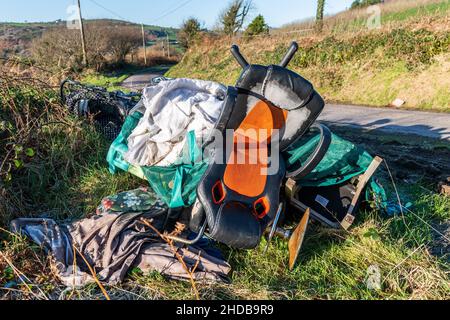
[
  {"x1": 341, "y1": 156, "x2": 383, "y2": 230},
  {"x1": 285, "y1": 178, "x2": 298, "y2": 200},
  {"x1": 289, "y1": 208, "x2": 310, "y2": 271}
]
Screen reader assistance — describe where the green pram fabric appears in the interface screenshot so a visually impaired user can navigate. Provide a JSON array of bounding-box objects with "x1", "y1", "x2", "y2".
[
  {"x1": 139, "y1": 133, "x2": 208, "y2": 208},
  {"x1": 107, "y1": 112, "x2": 385, "y2": 209},
  {"x1": 284, "y1": 133, "x2": 375, "y2": 187}
]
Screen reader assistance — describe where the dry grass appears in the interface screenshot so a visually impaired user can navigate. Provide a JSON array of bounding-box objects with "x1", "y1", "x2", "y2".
[
  {"x1": 134, "y1": 46, "x2": 180, "y2": 66},
  {"x1": 1, "y1": 57, "x2": 70, "y2": 86}
]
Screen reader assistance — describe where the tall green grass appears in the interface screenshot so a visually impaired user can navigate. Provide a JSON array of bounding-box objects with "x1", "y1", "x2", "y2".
[
  {"x1": 167, "y1": 26, "x2": 450, "y2": 111},
  {"x1": 0, "y1": 74, "x2": 141, "y2": 226}
]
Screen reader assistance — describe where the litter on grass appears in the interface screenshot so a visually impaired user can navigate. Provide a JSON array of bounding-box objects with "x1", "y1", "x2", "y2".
[{"x1": 12, "y1": 42, "x2": 400, "y2": 286}]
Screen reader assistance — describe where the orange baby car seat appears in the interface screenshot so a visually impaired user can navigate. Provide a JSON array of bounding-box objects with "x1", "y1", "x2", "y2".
[{"x1": 186, "y1": 43, "x2": 332, "y2": 249}]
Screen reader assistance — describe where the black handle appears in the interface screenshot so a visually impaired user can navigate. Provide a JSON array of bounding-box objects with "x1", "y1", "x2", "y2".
[
  {"x1": 60, "y1": 78, "x2": 76, "y2": 104},
  {"x1": 286, "y1": 123, "x2": 332, "y2": 180},
  {"x1": 279, "y1": 42, "x2": 299, "y2": 68},
  {"x1": 231, "y1": 45, "x2": 249, "y2": 69}
]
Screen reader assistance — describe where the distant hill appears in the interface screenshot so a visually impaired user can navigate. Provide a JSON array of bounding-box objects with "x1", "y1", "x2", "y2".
[
  {"x1": 83, "y1": 19, "x2": 179, "y2": 39},
  {"x1": 0, "y1": 19, "x2": 179, "y2": 58}
]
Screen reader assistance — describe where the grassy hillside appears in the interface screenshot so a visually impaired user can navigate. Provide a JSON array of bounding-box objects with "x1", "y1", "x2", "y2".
[
  {"x1": 279, "y1": 0, "x2": 449, "y2": 34},
  {"x1": 167, "y1": 0, "x2": 450, "y2": 111},
  {"x1": 0, "y1": 19, "x2": 178, "y2": 40}
]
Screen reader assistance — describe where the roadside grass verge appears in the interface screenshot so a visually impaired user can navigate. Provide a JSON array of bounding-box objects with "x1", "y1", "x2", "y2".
[
  {"x1": 1, "y1": 72, "x2": 449, "y2": 300},
  {"x1": 0, "y1": 72, "x2": 140, "y2": 225},
  {"x1": 80, "y1": 73, "x2": 131, "y2": 92},
  {"x1": 1, "y1": 187, "x2": 448, "y2": 300}
]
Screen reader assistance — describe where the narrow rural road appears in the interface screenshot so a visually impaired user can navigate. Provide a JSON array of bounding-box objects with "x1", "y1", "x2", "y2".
[
  {"x1": 320, "y1": 104, "x2": 450, "y2": 141},
  {"x1": 121, "y1": 69, "x2": 450, "y2": 141},
  {"x1": 120, "y1": 65, "x2": 172, "y2": 91}
]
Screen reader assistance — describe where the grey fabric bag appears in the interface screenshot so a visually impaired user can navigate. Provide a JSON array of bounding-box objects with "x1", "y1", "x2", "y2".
[{"x1": 10, "y1": 189, "x2": 231, "y2": 287}]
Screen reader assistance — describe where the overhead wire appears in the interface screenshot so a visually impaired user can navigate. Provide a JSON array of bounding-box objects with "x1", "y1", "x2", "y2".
[
  {"x1": 86, "y1": 0, "x2": 129, "y2": 22},
  {"x1": 149, "y1": 0, "x2": 196, "y2": 24},
  {"x1": 85, "y1": 0, "x2": 196, "y2": 26}
]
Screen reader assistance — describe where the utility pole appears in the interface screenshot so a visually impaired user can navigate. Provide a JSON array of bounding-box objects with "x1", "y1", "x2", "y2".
[
  {"x1": 77, "y1": 0, "x2": 88, "y2": 66},
  {"x1": 141, "y1": 24, "x2": 147, "y2": 66}
]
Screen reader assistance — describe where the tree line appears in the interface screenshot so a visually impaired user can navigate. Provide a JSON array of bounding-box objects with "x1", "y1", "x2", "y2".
[
  {"x1": 178, "y1": 0, "x2": 269, "y2": 48},
  {"x1": 30, "y1": 0, "x2": 386, "y2": 71}
]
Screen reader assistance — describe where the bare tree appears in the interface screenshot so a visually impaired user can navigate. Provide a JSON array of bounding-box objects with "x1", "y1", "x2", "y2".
[
  {"x1": 219, "y1": 0, "x2": 253, "y2": 36},
  {"x1": 31, "y1": 22, "x2": 141, "y2": 71},
  {"x1": 103, "y1": 26, "x2": 141, "y2": 64}
]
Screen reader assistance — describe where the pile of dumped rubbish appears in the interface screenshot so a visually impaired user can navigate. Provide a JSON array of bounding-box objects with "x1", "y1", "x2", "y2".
[{"x1": 11, "y1": 42, "x2": 391, "y2": 287}]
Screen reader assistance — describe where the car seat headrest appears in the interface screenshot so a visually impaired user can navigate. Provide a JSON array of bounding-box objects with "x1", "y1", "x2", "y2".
[
  {"x1": 230, "y1": 42, "x2": 325, "y2": 151},
  {"x1": 231, "y1": 42, "x2": 314, "y2": 111},
  {"x1": 237, "y1": 65, "x2": 314, "y2": 112}
]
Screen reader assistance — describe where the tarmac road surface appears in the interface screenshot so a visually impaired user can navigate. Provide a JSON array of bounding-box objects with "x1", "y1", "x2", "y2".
[
  {"x1": 320, "y1": 104, "x2": 450, "y2": 141},
  {"x1": 120, "y1": 65, "x2": 172, "y2": 91}
]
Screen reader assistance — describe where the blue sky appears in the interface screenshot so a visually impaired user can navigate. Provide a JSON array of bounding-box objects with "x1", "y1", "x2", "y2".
[{"x1": 0, "y1": 0, "x2": 354, "y2": 28}]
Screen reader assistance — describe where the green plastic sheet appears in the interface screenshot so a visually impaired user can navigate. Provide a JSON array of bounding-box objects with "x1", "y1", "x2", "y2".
[{"x1": 140, "y1": 132, "x2": 208, "y2": 208}]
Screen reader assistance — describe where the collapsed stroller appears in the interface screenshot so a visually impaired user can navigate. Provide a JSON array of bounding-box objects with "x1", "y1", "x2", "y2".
[
  {"x1": 60, "y1": 79, "x2": 141, "y2": 141},
  {"x1": 171, "y1": 43, "x2": 383, "y2": 268},
  {"x1": 65, "y1": 42, "x2": 384, "y2": 270}
]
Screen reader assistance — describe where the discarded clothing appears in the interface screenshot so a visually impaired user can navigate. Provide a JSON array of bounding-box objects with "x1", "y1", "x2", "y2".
[
  {"x1": 124, "y1": 78, "x2": 226, "y2": 167},
  {"x1": 10, "y1": 188, "x2": 231, "y2": 287}
]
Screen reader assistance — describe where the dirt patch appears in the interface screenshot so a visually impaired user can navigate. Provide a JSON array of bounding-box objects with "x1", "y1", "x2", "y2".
[
  {"x1": 430, "y1": 221, "x2": 450, "y2": 263},
  {"x1": 329, "y1": 125, "x2": 450, "y2": 185}
]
